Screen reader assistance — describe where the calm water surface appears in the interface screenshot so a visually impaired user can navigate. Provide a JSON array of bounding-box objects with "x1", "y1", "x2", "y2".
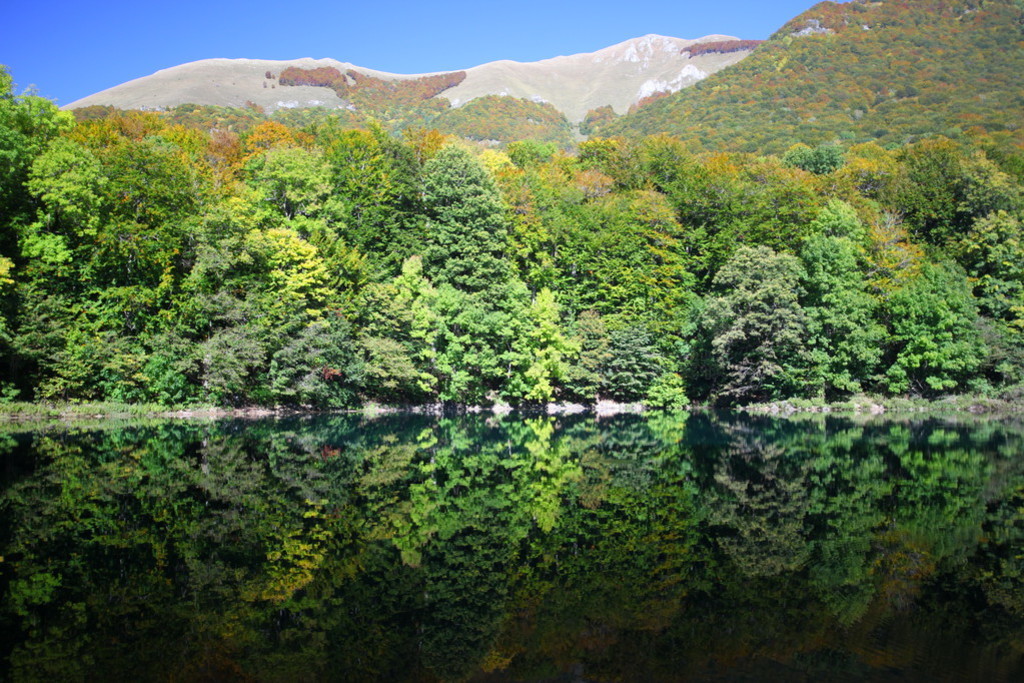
[{"x1": 1, "y1": 411, "x2": 1023, "y2": 681}]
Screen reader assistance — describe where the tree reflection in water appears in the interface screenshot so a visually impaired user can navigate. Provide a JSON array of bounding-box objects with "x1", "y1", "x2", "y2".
[{"x1": 1, "y1": 412, "x2": 1023, "y2": 680}]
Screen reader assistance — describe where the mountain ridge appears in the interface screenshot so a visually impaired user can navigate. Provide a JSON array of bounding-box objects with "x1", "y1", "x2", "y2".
[{"x1": 64, "y1": 34, "x2": 757, "y2": 123}]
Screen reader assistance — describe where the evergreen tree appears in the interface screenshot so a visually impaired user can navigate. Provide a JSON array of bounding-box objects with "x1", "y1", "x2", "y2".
[
  {"x1": 563, "y1": 310, "x2": 612, "y2": 403},
  {"x1": 420, "y1": 144, "x2": 531, "y2": 403},
  {"x1": 599, "y1": 325, "x2": 663, "y2": 402},
  {"x1": 421, "y1": 144, "x2": 514, "y2": 292}
]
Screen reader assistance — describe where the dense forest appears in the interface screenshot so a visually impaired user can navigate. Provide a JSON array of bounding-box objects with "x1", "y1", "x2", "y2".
[{"x1": 2, "y1": 59, "x2": 1024, "y2": 409}]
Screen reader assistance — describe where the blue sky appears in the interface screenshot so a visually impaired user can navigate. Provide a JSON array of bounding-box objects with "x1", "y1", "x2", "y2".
[{"x1": 2, "y1": 0, "x2": 826, "y2": 105}]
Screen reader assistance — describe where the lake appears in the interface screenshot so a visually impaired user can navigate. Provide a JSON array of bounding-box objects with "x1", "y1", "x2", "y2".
[{"x1": 2, "y1": 411, "x2": 1023, "y2": 681}]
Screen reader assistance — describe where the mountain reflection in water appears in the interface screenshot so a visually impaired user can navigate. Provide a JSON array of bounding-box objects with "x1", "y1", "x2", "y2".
[{"x1": 2, "y1": 412, "x2": 1023, "y2": 681}]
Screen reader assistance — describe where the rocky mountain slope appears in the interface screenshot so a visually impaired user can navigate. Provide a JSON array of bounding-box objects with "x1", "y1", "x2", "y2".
[
  {"x1": 64, "y1": 34, "x2": 756, "y2": 123},
  {"x1": 441, "y1": 34, "x2": 752, "y2": 122}
]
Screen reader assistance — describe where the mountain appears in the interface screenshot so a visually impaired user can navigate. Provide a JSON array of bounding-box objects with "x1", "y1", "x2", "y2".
[
  {"x1": 64, "y1": 34, "x2": 757, "y2": 125},
  {"x1": 439, "y1": 34, "x2": 753, "y2": 123},
  {"x1": 598, "y1": 0, "x2": 1024, "y2": 153}
]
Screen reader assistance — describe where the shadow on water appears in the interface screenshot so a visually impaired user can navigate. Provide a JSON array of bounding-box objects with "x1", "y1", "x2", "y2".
[{"x1": 1, "y1": 411, "x2": 1023, "y2": 680}]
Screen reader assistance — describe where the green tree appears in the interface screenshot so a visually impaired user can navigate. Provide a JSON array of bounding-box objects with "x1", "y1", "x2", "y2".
[
  {"x1": 696, "y1": 245, "x2": 809, "y2": 404},
  {"x1": 433, "y1": 282, "x2": 529, "y2": 404},
  {"x1": 509, "y1": 288, "x2": 578, "y2": 403},
  {"x1": 506, "y1": 140, "x2": 557, "y2": 169},
  {"x1": 22, "y1": 137, "x2": 106, "y2": 274},
  {"x1": 800, "y1": 230, "x2": 884, "y2": 397},
  {"x1": 950, "y1": 210, "x2": 1024, "y2": 328},
  {"x1": 248, "y1": 144, "x2": 334, "y2": 222},
  {"x1": 0, "y1": 255, "x2": 13, "y2": 344},
  {"x1": 268, "y1": 318, "x2": 365, "y2": 407},
  {"x1": 358, "y1": 255, "x2": 439, "y2": 402},
  {"x1": 888, "y1": 138, "x2": 1022, "y2": 246},
  {"x1": 0, "y1": 66, "x2": 74, "y2": 239},
  {"x1": 321, "y1": 124, "x2": 424, "y2": 273},
  {"x1": 808, "y1": 198, "x2": 866, "y2": 242},
  {"x1": 421, "y1": 144, "x2": 514, "y2": 292},
  {"x1": 246, "y1": 226, "x2": 333, "y2": 327},
  {"x1": 563, "y1": 310, "x2": 611, "y2": 403},
  {"x1": 552, "y1": 188, "x2": 696, "y2": 330},
  {"x1": 420, "y1": 145, "x2": 531, "y2": 403},
  {"x1": 882, "y1": 262, "x2": 986, "y2": 395},
  {"x1": 599, "y1": 325, "x2": 663, "y2": 402},
  {"x1": 783, "y1": 143, "x2": 845, "y2": 175},
  {"x1": 659, "y1": 154, "x2": 821, "y2": 279}
]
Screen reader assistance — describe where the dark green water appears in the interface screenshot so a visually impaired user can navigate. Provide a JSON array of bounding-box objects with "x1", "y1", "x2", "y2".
[{"x1": 1, "y1": 411, "x2": 1023, "y2": 681}]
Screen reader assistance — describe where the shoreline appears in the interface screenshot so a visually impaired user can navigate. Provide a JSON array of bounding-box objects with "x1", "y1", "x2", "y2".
[
  {"x1": 1, "y1": 394, "x2": 1023, "y2": 425},
  {"x1": 0, "y1": 400, "x2": 649, "y2": 424},
  {"x1": 739, "y1": 394, "x2": 1024, "y2": 417}
]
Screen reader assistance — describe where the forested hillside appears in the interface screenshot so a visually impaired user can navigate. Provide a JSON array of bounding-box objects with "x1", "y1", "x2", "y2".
[
  {"x1": 73, "y1": 95, "x2": 579, "y2": 150},
  {"x1": 600, "y1": 0, "x2": 1024, "y2": 155},
  {"x1": 429, "y1": 96, "x2": 576, "y2": 147},
  {"x1": 2, "y1": 63, "x2": 1024, "y2": 408}
]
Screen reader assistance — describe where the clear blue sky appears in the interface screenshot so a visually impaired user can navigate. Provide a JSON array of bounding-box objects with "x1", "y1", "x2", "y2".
[{"x1": 2, "y1": 0, "x2": 826, "y2": 106}]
